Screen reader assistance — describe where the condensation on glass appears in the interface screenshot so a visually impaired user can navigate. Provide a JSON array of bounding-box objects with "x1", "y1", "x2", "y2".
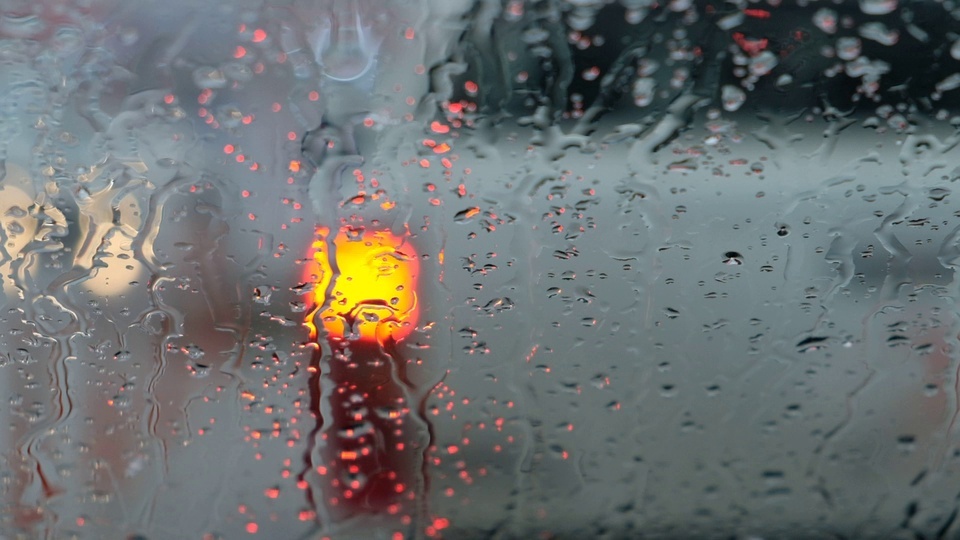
[{"x1": 1, "y1": 0, "x2": 960, "y2": 538}]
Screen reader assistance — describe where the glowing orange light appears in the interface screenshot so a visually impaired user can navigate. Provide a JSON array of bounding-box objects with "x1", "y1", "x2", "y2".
[{"x1": 306, "y1": 227, "x2": 420, "y2": 345}]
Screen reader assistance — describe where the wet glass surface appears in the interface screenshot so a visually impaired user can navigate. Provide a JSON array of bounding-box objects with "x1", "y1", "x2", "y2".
[{"x1": 3, "y1": 0, "x2": 960, "y2": 538}]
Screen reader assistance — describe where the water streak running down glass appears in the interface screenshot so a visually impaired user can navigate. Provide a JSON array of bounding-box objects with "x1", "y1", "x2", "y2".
[{"x1": 3, "y1": 0, "x2": 960, "y2": 538}]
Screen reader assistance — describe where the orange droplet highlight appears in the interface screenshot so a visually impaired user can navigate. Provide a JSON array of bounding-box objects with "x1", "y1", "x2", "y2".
[
  {"x1": 306, "y1": 227, "x2": 420, "y2": 345},
  {"x1": 234, "y1": 46, "x2": 247, "y2": 59},
  {"x1": 253, "y1": 29, "x2": 267, "y2": 43}
]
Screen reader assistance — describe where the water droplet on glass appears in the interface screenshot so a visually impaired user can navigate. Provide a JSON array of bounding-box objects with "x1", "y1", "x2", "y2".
[
  {"x1": 836, "y1": 37, "x2": 862, "y2": 61},
  {"x1": 721, "y1": 85, "x2": 746, "y2": 112},
  {"x1": 776, "y1": 73, "x2": 793, "y2": 87},
  {"x1": 748, "y1": 51, "x2": 778, "y2": 77},
  {"x1": 0, "y1": 14, "x2": 46, "y2": 38},
  {"x1": 935, "y1": 73, "x2": 960, "y2": 94},
  {"x1": 481, "y1": 297, "x2": 515, "y2": 315},
  {"x1": 928, "y1": 188, "x2": 950, "y2": 201},
  {"x1": 184, "y1": 344, "x2": 204, "y2": 360},
  {"x1": 722, "y1": 251, "x2": 744, "y2": 265},
  {"x1": 522, "y1": 28, "x2": 549, "y2": 45},
  {"x1": 632, "y1": 77, "x2": 656, "y2": 107},
  {"x1": 193, "y1": 66, "x2": 228, "y2": 89},
  {"x1": 797, "y1": 336, "x2": 828, "y2": 353},
  {"x1": 812, "y1": 8, "x2": 838, "y2": 34},
  {"x1": 312, "y1": 2, "x2": 380, "y2": 82},
  {"x1": 859, "y1": 22, "x2": 899, "y2": 46},
  {"x1": 859, "y1": 0, "x2": 898, "y2": 15},
  {"x1": 897, "y1": 435, "x2": 917, "y2": 453}
]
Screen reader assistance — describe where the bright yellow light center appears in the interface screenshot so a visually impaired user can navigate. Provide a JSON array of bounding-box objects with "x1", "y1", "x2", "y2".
[{"x1": 307, "y1": 227, "x2": 420, "y2": 344}]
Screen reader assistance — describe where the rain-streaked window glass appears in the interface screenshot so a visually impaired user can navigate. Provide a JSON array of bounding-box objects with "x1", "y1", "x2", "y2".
[{"x1": 3, "y1": 0, "x2": 960, "y2": 538}]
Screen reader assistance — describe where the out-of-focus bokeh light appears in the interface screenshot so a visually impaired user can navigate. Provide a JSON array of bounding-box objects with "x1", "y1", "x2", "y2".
[{"x1": 307, "y1": 227, "x2": 419, "y2": 345}]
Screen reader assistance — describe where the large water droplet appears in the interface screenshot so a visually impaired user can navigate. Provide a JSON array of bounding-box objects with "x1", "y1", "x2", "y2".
[
  {"x1": 859, "y1": 0, "x2": 898, "y2": 15},
  {"x1": 721, "y1": 85, "x2": 746, "y2": 112},
  {"x1": 312, "y1": 2, "x2": 380, "y2": 82}
]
